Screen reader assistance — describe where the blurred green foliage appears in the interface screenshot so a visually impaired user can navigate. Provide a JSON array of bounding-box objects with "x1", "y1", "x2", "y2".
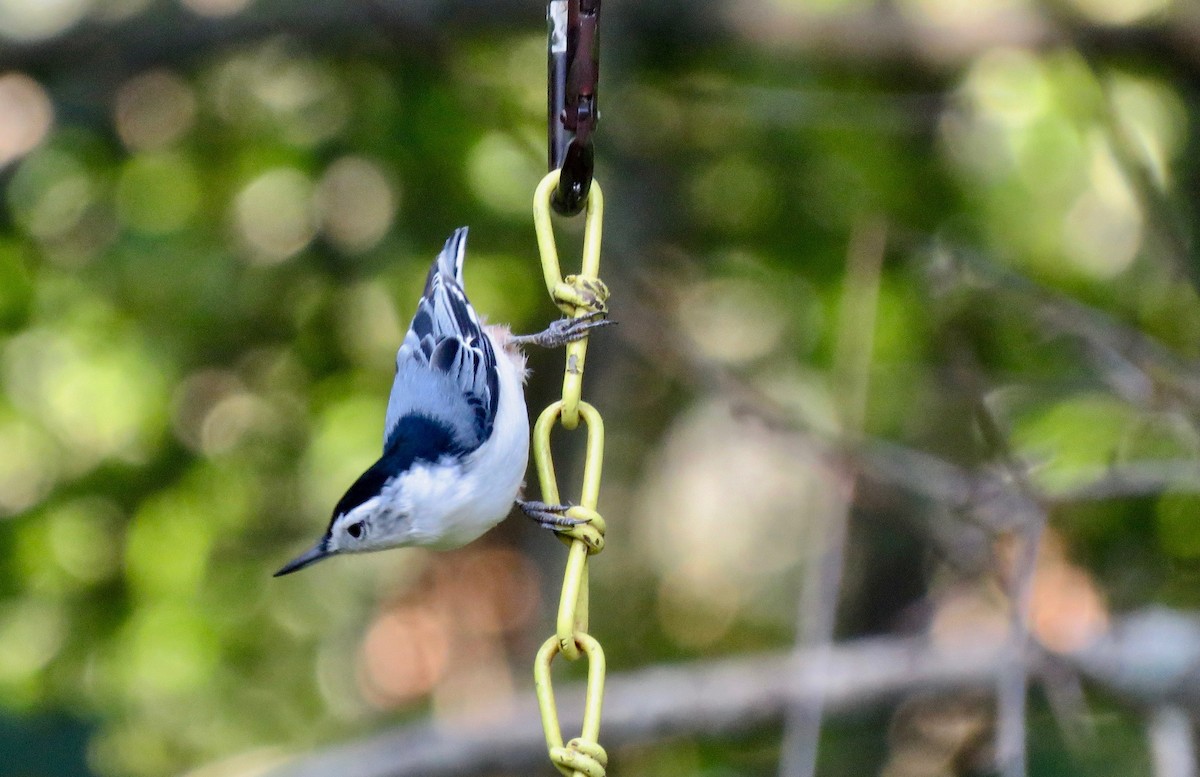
[{"x1": 0, "y1": 1, "x2": 1199, "y2": 776}]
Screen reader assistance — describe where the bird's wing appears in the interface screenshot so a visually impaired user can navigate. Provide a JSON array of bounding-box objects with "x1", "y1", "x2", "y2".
[{"x1": 383, "y1": 227, "x2": 500, "y2": 456}]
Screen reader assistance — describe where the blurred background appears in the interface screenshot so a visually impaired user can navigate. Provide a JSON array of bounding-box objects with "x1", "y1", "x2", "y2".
[{"x1": 2, "y1": 0, "x2": 1200, "y2": 776}]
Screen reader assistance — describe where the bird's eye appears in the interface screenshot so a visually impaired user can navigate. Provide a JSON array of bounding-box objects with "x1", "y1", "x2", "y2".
[{"x1": 347, "y1": 521, "x2": 364, "y2": 539}]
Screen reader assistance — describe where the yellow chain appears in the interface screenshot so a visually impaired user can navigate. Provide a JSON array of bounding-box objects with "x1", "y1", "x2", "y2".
[{"x1": 531, "y1": 169, "x2": 608, "y2": 777}]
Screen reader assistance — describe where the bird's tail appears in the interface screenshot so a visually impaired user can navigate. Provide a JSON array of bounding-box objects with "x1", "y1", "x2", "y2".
[{"x1": 435, "y1": 226, "x2": 468, "y2": 287}]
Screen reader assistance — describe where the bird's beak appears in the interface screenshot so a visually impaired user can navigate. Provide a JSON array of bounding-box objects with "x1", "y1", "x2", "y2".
[{"x1": 274, "y1": 539, "x2": 332, "y2": 577}]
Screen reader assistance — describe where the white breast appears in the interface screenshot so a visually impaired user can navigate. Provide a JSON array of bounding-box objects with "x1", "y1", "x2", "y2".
[{"x1": 400, "y1": 327, "x2": 530, "y2": 548}]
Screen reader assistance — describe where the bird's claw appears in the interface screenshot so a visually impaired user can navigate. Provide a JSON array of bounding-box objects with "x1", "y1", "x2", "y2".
[
  {"x1": 517, "y1": 499, "x2": 589, "y2": 530},
  {"x1": 547, "y1": 311, "x2": 616, "y2": 345},
  {"x1": 511, "y1": 312, "x2": 615, "y2": 349}
]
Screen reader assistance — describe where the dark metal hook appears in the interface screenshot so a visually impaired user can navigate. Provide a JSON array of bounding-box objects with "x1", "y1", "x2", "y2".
[{"x1": 547, "y1": 0, "x2": 600, "y2": 216}]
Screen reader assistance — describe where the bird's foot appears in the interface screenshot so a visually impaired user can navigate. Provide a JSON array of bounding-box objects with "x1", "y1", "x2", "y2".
[
  {"x1": 509, "y1": 312, "x2": 615, "y2": 349},
  {"x1": 517, "y1": 499, "x2": 589, "y2": 530}
]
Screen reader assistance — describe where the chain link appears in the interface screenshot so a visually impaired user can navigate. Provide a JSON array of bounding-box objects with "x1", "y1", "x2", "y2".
[{"x1": 531, "y1": 168, "x2": 608, "y2": 777}]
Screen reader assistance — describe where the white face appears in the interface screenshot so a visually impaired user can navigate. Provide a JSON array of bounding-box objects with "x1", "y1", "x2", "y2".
[
  {"x1": 327, "y1": 496, "x2": 412, "y2": 554},
  {"x1": 327, "y1": 500, "x2": 376, "y2": 554}
]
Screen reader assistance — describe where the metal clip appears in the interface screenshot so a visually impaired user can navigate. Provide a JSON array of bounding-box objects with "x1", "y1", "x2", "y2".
[{"x1": 547, "y1": 0, "x2": 600, "y2": 216}]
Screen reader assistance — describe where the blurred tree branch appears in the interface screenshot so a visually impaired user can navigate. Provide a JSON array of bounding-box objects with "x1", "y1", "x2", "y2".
[
  {"x1": 6, "y1": 1, "x2": 1200, "y2": 82},
  {"x1": 0, "y1": 0, "x2": 541, "y2": 74},
  {"x1": 1149, "y1": 706, "x2": 1197, "y2": 777},
  {"x1": 611, "y1": 239, "x2": 1200, "y2": 775},
  {"x1": 951, "y1": 348, "x2": 1045, "y2": 777},
  {"x1": 265, "y1": 606, "x2": 1200, "y2": 777},
  {"x1": 266, "y1": 634, "x2": 1020, "y2": 777},
  {"x1": 619, "y1": 245, "x2": 1200, "y2": 531},
  {"x1": 779, "y1": 217, "x2": 887, "y2": 777},
  {"x1": 926, "y1": 246, "x2": 1200, "y2": 411},
  {"x1": 725, "y1": 2, "x2": 1200, "y2": 81}
]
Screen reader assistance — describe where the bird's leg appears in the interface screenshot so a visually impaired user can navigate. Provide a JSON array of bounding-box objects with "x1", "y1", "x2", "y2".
[
  {"x1": 509, "y1": 311, "x2": 614, "y2": 349},
  {"x1": 517, "y1": 499, "x2": 589, "y2": 530}
]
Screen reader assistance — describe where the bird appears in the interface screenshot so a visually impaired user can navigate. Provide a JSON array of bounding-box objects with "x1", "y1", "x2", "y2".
[{"x1": 274, "y1": 227, "x2": 608, "y2": 576}]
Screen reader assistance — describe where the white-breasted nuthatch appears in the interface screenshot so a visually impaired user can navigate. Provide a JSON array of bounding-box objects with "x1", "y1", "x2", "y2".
[{"x1": 275, "y1": 227, "x2": 608, "y2": 576}]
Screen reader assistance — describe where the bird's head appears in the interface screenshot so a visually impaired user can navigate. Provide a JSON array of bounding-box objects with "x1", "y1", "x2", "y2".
[{"x1": 274, "y1": 465, "x2": 408, "y2": 576}]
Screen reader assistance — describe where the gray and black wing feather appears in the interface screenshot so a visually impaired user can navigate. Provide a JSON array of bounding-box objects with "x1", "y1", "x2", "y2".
[
  {"x1": 383, "y1": 227, "x2": 500, "y2": 457},
  {"x1": 328, "y1": 227, "x2": 500, "y2": 522}
]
